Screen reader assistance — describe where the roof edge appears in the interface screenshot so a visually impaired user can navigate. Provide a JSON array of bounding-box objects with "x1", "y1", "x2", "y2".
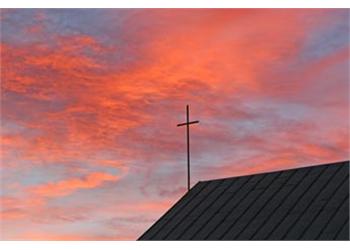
[{"x1": 199, "y1": 160, "x2": 350, "y2": 183}]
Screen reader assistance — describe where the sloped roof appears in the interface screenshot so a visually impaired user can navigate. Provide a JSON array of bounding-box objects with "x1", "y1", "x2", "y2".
[{"x1": 139, "y1": 161, "x2": 349, "y2": 240}]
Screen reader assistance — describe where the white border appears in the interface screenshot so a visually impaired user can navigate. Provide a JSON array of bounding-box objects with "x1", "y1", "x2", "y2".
[
  {"x1": 1, "y1": 241, "x2": 350, "y2": 250},
  {"x1": 0, "y1": 0, "x2": 350, "y2": 8},
  {"x1": 1, "y1": 1, "x2": 349, "y2": 248}
]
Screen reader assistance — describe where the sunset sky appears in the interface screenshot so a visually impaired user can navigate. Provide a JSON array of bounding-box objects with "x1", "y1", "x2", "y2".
[{"x1": 1, "y1": 9, "x2": 349, "y2": 240}]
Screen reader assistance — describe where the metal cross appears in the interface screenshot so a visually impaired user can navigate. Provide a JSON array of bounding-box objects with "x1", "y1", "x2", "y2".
[{"x1": 177, "y1": 105, "x2": 199, "y2": 192}]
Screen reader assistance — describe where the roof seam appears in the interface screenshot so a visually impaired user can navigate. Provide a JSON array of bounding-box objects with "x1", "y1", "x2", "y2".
[
  {"x1": 162, "y1": 180, "x2": 223, "y2": 239},
  {"x1": 263, "y1": 166, "x2": 327, "y2": 239},
  {"x1": 249, "y1": 167, "x2": 312, "y2": 240},
  {"x1": 176, "y1": 179, "x2": 237, "y2": 239},
  {"x1": 235, "y1": 169, "x2": 298, "y2": 239},
  {"x1": 281, "y1": 165, "x2": 343, "y2": 239},
  {"x1": 219, "y1": 172, "x2": 283, "y2": 239},
  {"x1": 191, "y1": 174, "x2": 253, "y2": 239},
  {"x1": 299, "y1": 173, "x2": 348, "y2": 240},
  {"x1": 203, "y1": 174, "x2": 267, "y2": 240},
  {"x1": 316, "y1": 194, "x2": 349, "y2": 240},
  {"x1": 139, "y1": 182, "x2": 207, "y2": 239},
  {"x1": 334, "y1": 211, "x2": 349, "y2": 240}
]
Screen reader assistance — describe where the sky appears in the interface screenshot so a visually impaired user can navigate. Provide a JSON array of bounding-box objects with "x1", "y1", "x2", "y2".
[{"x1": 0, "y1": 9, "x2": 349, "y2": 240}]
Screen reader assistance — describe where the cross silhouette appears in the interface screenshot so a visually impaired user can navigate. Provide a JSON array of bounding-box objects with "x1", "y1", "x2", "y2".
[{"x1": 177, "y1": 105, "x2": 199, "y2": 192}]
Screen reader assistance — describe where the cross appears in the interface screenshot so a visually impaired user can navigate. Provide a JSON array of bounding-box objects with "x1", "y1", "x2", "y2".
[{"x1": 177, "y1": 105, "x2": 199, "y2": 192}]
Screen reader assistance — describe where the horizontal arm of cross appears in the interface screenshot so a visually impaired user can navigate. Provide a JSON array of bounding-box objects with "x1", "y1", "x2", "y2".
[{"x1": 177, "y1": 120, "x2": 199, "y2": 127}]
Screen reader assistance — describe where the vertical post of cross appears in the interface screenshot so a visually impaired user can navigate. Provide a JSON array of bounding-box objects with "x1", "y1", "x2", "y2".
[
  {"x1": 186, "y1": 105, "x2": 190, "y2": 192},
  {"x1": 177, "y1": 105, "x2": 199, "y2": 192}
]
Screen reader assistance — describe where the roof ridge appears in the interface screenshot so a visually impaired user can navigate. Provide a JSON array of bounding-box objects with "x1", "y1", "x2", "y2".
[{"x1": 199, "y1": 160, "x2": 349, "y2": 183}]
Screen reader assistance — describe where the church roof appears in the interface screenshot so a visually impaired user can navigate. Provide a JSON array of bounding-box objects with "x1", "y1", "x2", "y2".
[{"x1": 139, "y1": 160, "x2": 349, "y2": 240}]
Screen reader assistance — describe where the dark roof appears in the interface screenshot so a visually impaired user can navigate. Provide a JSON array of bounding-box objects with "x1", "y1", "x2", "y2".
[{"x1": 139, "y1": 161, "x2": 349, "y2": 240}]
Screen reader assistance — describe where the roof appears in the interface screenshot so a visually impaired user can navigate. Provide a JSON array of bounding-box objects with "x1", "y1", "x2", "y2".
[{"x1": 139, "y1": 160, "x2": 349, "y2": 240}]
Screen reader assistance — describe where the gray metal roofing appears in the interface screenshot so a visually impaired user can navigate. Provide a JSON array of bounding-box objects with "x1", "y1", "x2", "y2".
[{"x1": 139, "y1": 161, "x2": 349, "y2": 240}]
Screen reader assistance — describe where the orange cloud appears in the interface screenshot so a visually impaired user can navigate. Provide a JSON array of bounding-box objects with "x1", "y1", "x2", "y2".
[
  {"x1": 28, "y1": 172, "x2": 119, "y2": 198},
  {"x1": 15, "y1": 231, "x2": 133, "y2": 241}
]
